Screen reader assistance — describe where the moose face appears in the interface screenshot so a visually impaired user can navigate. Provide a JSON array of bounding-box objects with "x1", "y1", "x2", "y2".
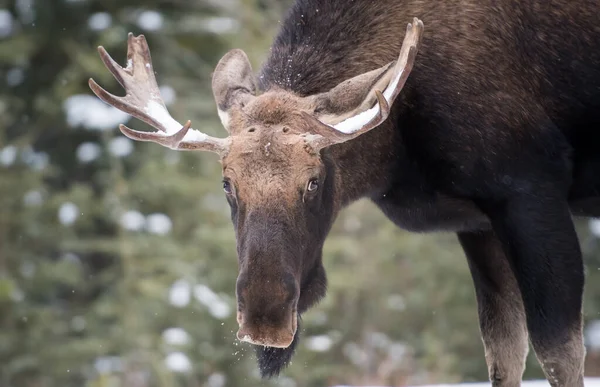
[
  {"x1": 221, "y1": 93, "x2": 336, "y2": 351},
  {"x1": 88, "y1": 19, "x2": 423, "y2": 378}
]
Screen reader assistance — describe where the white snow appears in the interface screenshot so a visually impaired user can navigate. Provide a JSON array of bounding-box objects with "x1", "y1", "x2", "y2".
[
  {"x1": 194, "y1": 284, "x2": 232, "y2": 319},
  {"x1": 15, "y1": 0, "x2": 34, "y2": 24},
  {"x1": 181, "y1": 128, "x2": 209, "y2": 142},
  {"x1": 23, "y1": 190, "x2": 43, "y2": 206},
  {"x1": 305, "y1": 335, "x2": 333, "y2": 352},
  {"x1": 331, "y1": 69, "x2": 404, "y2": 134},
  {"x1": 162, "y1": 327, "x2": 191, "y2": 345},
  {"x1": 388, "y1": 342, "x2": 408, "y2": 361},
  {"x1": 332, "y1": 379, "x2": 600, "y2": 387},
  {"x1": 217, "y1": 109, "x2": 230, "y2": 129},
  {"x1": 94, "y1": 356, "x2": 123, "y2": 374},
  {"x1": 208, "y1": 301, "x2": 231, "y2": 319},
  {"x1": 590, "y1": 219, "x2": 600, "y2": 237},
  {"x1": 383, "y1": 69, "x2": 404, "y2": 102},
  {"x1": 333, "y1": 103, "x2": 380, "y2": 134},
  {"x1": 159, "y1": 85, "x2": 176, "y2": 105},
  {"x1": 61, "y1": 253, "x2": 81, "y2": 265},
  {"x1": 137, "y1": 10, "x2": 163, "y2": 31},
  {"x1": 120, "y1": 210, "x2": 145, "y2": 231},
  {"x1": 76, "y1": 142, "x2": 101, "y2": 163},
  {"x1": 21, "y1": 147, "x2": 48, "y2": 170},
  {"x1": 0, "y1": 146, "x2": 17, "y2": 166},
  {"x1": 71, "y1": 316, "x2": 86, "y2": 332},
  {"x1": 342, "y1": 342, "x2": 367, "y2": 367},
  {"x1": 200, "y1": 17, "x2": 239, "y2": 34},
  {"x1": 165, "y1": 352, "x2": 191, "y2": 373},
  {"x1": 145, "y1": 100, "x2": 183, "y2": 134},
  {"x1": 0, "y1": 9, "x2": 13, "y2": 38},
  {"x1": 10, "y1": 288, "x2": 24, "y2": 302},
  {"x1": 88, "y1": 12, "x2": 111, "y2": 31},
  {"x1": 366, "y1": 331, "x2": 391, "y2": 349},
  {"x1": 169, "y1": 280, "x2": 191, "y2": 307},
  {"x1": 108, "y1": 137, "x2": 133, "y2": 157},
  {"x1": 64, "y1": 94, "x2": 130, "y2": 131},
  {"x1": 145, "y1": 100, "x2": 209, "y2": 144},
  {"x1": 278, "y1": 377, "x2": 298, "y2": 387},
  {"x1": 586, "y1": 320, "x2": 600, "y2": 350},
  {"x1": 207, "y1": 373, "x2": 226, "y2": 387},
  {"x1": 19, "y1": 262, "x2": 36, "y2": 278},
  {"x1": 58, "y1": 202, "x2": 79, "y2": 225},
  {"x1": 6, "y1": 67, "x2": 25, "y2": 87},
  {"x1": 145, "y1": 212, "x2": 172, "y2": 235}
]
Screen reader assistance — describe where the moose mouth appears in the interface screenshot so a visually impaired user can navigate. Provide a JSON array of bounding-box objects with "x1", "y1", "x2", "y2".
[
  {"x1": 237, "y1": 311, "x2": 298, "y2": 348},
  {"x1": 234, "y1": 303, "x2": 301, "y2": 377},
  {"x1": 253, "y1": 314, "x2": 302, "y2": 378},
  {"x1": 236, "y1": 259, "x2": 328, "y2": 377}
]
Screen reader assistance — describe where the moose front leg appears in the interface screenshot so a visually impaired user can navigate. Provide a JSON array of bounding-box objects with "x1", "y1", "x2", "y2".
[
  {"x1": 481, "y1": 193, "x2": 585, "y2": 387},
  {"x1": 458, "y1": 230, "x2": 528, "y2": 387}
]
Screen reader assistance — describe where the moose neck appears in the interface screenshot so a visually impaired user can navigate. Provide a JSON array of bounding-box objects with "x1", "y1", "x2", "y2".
[
  {"x1": 327, "y1": 112, "x2": 406, "y2": 210},
  {"x1": 257, "y1": 0, "x2": 408, "y2": 96}
]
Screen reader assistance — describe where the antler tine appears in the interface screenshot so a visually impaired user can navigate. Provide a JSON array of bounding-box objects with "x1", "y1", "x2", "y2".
[
  {"x1": 88, "y1": 33, "x2": 229, "y2": 155},
  {"x1": 383, "y1": 17, "x2": 423, "y2": 106},
  {"x1": 118, "y1": 120, "x2": 229, "y2": 153},
  {"x1": 119, "y1": 120, "x2": 193, "y2": 150},
  {"x1": 306, "y1": 18, "x2": 424, "y2": 149},
  {"x1": 300, "y1": 91, "x2": 391, "y2": 149},
  {"x1": 97, "y1": 46, "x2": 127, "y2": 88}
]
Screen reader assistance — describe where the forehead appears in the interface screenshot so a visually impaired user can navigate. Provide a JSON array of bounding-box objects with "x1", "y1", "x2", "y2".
[
  {"x1": 240, "y1": 90, "x2": 311, "y2": 126},
  {"x1": 223, "y1": 129, "x2": 319, "y2": 174},
  {"x1": 222, "y1": 92, "x2": 321, "y2": 180}
]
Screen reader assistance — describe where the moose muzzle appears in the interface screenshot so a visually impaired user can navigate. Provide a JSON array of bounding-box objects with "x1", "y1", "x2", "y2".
[
  {"x1": 236, "y1": 311, "x2": 297, "y2": 348},
  {"x1": 235, "y1": 271, "x2": 299, "y2": 348}
]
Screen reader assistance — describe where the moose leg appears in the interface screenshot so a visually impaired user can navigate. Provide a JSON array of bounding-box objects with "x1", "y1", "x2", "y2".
[
  {"x1": 458, "y1": 230, "x2": 528, "y2": 387},
  {"x1": 481, "y1": 193, "x2": 585, "y2": 387}
]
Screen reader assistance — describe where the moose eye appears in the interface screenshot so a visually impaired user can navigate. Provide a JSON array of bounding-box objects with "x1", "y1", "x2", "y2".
[
  {"x1": 223, "y1": 180, "x2": 232, "y2": 194},
  {"x1": 307, "y1": 179, "x2": 319, "y2": 192}
]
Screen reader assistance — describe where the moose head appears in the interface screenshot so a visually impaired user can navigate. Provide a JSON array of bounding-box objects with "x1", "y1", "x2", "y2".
[{"x1": 89, "y1": 18, "x2": 423, "y2": 377}]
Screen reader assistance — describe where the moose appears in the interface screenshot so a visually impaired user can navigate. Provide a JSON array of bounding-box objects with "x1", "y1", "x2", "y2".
[{"x1": 88, "y1": 0, "x2": 600, "y2": 385}]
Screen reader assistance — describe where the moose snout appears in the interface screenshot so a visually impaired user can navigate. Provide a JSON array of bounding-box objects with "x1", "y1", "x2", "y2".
[
  {"x1": 236, "y1": 313, "x2": 297, "y2": 348},
  {"x1": 235, "y1": 272, "x2": 299, "y2": 348}
]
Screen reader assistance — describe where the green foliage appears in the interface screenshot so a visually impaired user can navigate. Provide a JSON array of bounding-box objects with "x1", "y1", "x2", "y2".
[{"x1": 2, "y1": 1, "x2": 600, "y2": 387}]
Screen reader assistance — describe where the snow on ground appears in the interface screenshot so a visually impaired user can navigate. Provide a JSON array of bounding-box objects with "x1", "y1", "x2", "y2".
[{"x1": 333, "y1": 378, "x2": 600, "y2": 387}]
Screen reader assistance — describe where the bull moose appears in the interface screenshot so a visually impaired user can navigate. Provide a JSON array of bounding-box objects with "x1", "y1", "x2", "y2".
[{"x1": 88, "y1": 0, "x2": 600, "y2": 385}]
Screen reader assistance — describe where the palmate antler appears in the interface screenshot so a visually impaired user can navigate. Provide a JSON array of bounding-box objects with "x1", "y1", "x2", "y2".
[{"x1": 89, "y1": 33, "x2": 229, "y2": 155}]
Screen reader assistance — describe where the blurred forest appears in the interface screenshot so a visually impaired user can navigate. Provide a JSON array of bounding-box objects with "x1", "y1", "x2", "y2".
[{"x1": 3, "y1": 1, "x2": 600, "y2": 387}]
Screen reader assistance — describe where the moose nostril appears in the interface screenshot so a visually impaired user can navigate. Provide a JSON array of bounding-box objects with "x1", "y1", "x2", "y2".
[{"x1": 236, "y1": 327, "x2": 252, "y2": 342}]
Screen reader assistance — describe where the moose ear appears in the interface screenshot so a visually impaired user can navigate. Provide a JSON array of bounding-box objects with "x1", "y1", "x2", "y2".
[{"x1": 212, "y1": 49, "x2": 257, "y2": 131}]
